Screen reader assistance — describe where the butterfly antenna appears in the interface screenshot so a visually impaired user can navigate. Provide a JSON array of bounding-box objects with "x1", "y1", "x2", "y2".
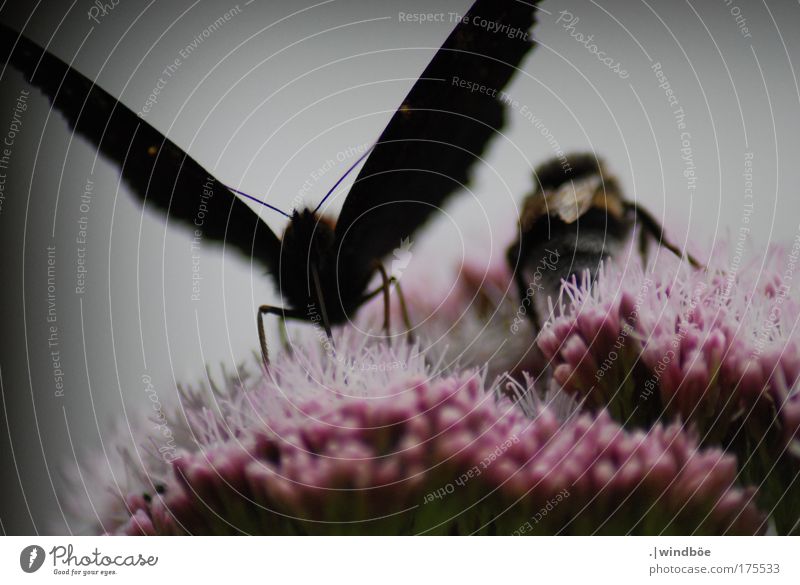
[
  {"x1": 228, "y1": 187, "x2": 292, "y2": 219},
  {"x1": 313, "y1": 144, "x2": 375, "y2": 214}
]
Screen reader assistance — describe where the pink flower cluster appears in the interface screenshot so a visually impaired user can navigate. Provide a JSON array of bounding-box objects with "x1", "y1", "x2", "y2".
[
  {"x1": 67, "y1": 242, "x2": 797, "y2": 536},
  {"x1": 537, "y1": 245, "x2": 800, "y2": 533},
  {"x1": 91, "y1": 332, "x2": 763, "y2": 536}
]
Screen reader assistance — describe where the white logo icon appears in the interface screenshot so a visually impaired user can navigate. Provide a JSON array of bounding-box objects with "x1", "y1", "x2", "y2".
[{"x1": 390, "y1": 238, "x2": 414, "y2": 280}]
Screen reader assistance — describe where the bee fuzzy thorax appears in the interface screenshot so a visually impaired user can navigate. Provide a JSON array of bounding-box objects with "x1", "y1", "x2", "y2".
[{"x1": 519, "y1": 153, "x2": 626, "y2": 230}]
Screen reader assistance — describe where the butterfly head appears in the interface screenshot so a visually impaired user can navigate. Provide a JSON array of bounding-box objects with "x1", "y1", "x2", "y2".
[{"x1": 279, "y1": 208, "x2": 340, "y2": 314}]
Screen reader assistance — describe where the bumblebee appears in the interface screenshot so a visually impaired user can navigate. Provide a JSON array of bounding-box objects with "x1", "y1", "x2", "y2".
[{"x1": 507, "y1": 153, "x2": 701, "y2": 329}]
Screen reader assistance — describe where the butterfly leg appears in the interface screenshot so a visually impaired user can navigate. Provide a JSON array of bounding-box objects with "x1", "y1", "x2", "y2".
[
  {"x1": 257, "y1": 305, "x2": 304, "y2": 369},
  {"x1": 278, "y1": 317, "x2": 292, "y2": 355},
  {"x1": 310, "y1": 264, "x2": 335, "y2": 352},
  {"x1": 392, "y1": 279, "x2": 414, "y2": 340},
  {"x1": 625, "y1": 202, "x2": 704, "y2": 269},
  {"x1": 371, "y1": 261, "x2": 392, "y2": 338},
  {"x1": 359, "y1": 272, "x2": 414, "y2": 339}
]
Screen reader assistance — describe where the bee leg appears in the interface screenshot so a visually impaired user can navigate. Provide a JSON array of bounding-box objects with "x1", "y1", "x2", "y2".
[
  {"x1": 257, "y1": 305, "x2": 304, "y2": 369},
  {"x1": 514, "y1": 263, "x2": 542, "y2": 332},
  {"x1": 625, "y1": 202, "x2": 704, "y2": 270},
  {"x1": 637, "y1": 219, "x2": 652, "y2": 267}
]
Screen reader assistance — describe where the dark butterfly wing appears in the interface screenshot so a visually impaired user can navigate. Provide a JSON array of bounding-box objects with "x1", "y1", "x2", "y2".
[
  {"x1": 0, "y1": 24, "x2": 281, "y2": 271},
  {"x1": 334, "y1": 0, "x2": 540, "y2": 289}
]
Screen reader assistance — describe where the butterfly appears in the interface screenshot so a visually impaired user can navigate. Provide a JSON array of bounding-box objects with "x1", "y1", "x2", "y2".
[{"x1": 1, "y1": 0, "x2": 541, "y2": 365}]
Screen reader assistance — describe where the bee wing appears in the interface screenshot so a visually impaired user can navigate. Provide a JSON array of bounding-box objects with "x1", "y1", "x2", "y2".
[{"x1": 547, "y1": 175, "x2": 603, "y2": 224}]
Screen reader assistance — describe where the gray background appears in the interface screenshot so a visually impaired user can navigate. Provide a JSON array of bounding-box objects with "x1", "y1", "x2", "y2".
[{"x1": 1, "y1": 0, "x2": 798, "y2": 534}]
